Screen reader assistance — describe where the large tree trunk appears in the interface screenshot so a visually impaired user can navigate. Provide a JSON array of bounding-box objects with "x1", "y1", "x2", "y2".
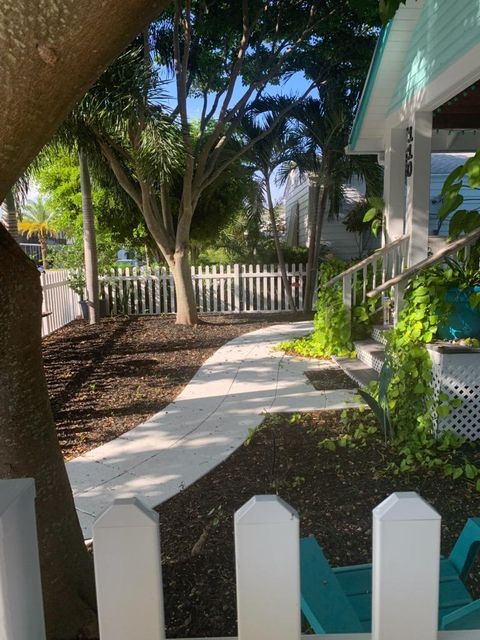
[
  {"x1": 303, "y1": 181, "x2": 320, "y2": 313},
  {"x1": 265, "y1": 176, "x2": 297, "y2": 312},
  {"x1": 170, "y1": 248, "x2": 199, "y2": 325},
  {"x1": 0, "y1": 225, "x2": 97, "y2": 639},
  {"x1": 0, "y1": 0, "x2": 170, "y2": 202},
  {"x1": 2, "y1": 190, "x2": 19, "y2": 241},
  {"x1": 79, "y1": 150, "x2": 100, "y2": 324},
  {"x1": 304, "y1": 179, "x2": 329, "y2": 312}
]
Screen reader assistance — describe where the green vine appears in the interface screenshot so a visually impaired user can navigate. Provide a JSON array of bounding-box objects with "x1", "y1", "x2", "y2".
[
  {"x1": 320, "y1": 257, "x2": 480, "y2": 487},
  {"x1": 280, "y1": 257, "x2": 375, "y2": 358}
]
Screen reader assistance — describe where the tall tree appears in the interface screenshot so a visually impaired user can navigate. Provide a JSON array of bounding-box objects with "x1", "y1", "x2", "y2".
[
  {"x1": 75, "y1": 1, "x2": 346, "y2": 324},
  {"x1": 78, "y1": 150, "x2": 100, "y2": 323},
  {"x1": 286, "y1": 89, "x2": 382, "y2": 311},
  {"x1": 19, "y1": 196, "x2": 59, "y2": 269},
  {"x1": 241, "y1": 110, "x2": 297, "y2": 311},
  {"x1": 0, "y1": 2, "x2": 171, "y2": 637}
]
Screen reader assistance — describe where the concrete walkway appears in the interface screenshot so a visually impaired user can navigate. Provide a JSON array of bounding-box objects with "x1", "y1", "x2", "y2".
[{"x1": 67, "y1": 321, "x2": 359, "y2": 537}]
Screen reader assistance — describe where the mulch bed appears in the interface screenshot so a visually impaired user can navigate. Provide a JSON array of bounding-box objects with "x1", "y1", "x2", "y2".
[
  {"x1": 42, "y1": 313, "x2": 310, "y2": 459},
  {"x1": 157, "y1": 411, "x2": 480, "y2": 638},
  {"x1": 305, "y1": 367, "x2": 359, "y2": 390}
]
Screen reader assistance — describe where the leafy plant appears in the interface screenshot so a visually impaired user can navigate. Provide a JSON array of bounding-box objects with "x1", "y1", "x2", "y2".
[
  {"x1": 438, "y1": 149, "x2": 480, "y2": 239},
  {"x1": 280, "y1": 258, "x2": 354, "y2": 358},
  {"x1": 362, "y1": 196, "x2": 384, "y2": 239}
]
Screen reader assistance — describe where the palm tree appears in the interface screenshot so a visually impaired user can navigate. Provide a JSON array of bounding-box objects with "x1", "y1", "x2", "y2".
[
  {"x1": 19, "y1": 195, "x2": 58, "y2": 269},
  {"x1": 241, "y1": 110, "x2": 297, "y2": 311},
  {"x1": 285, "y1": 90, "x2": 382, "y2": 311}
]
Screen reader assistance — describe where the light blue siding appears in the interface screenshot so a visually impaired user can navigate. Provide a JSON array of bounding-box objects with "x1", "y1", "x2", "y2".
[{"x1": 390, "y1": 0, "x2": 480, "y2": 113}]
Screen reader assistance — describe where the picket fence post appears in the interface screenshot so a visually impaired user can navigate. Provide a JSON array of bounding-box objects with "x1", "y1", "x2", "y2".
[
  {"x1": 235, "y1": 495, "x2": 300, "y2": 640},
  {"x1": 0, "y1": 479, "x2": 46, "y2": 640},
  {"x1": 233, "y1": 263, "x2": 241, "y2": 312},
  {"x1": 93, "y1": 497, "x2": 166, "y2": 640},
  {"x1": 372, "y1": 491, "x2": 440, "y2": 640}
]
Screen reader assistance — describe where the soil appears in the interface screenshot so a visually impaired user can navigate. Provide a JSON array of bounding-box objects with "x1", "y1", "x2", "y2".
[
  {"x1": 157, "y1": 410, "x2": 480, "y2": 638},
  {"x1": 305, "y1": 367, "x2": 359, "y2": 390},
  {"x1": 42, "y1": 313, "x2": 310, "y2": 459}
]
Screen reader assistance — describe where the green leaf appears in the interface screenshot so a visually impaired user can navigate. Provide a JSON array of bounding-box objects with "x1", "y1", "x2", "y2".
[
  {"x1": 469, "y1": 292, "x2": 480, "y2": 309},
  {"x1": 441, "y1": 165, "x2": 465, "y2": 195},
  {"x1": 437, "y1": 404, "x2": 450, "y2": 418},
  {"x1": 465, "y1": 463, "x2": 478, "y2": 480},
  {"x1": 438, "y1": 191, "x2": 464, "y2": 222},
  {"x1": 363, "y1": 207, "x2": 378, "y2": 222},
  {"x1": 452, "y1": 467, "x2": 464, "y2": 480}
]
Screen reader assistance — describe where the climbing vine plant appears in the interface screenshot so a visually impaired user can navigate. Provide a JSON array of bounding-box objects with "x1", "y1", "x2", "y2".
[{"x1": 280, "y1": 258, "x2": 373, "y2": 358}]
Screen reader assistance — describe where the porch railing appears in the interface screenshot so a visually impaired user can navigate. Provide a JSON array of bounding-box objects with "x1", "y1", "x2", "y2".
[
  {"x1": 367, "y1": 225, "x2": 480, "y2": 303},
  {"x1": 2, "y1": 478, "x2": 479, "y2": 640},
  {"x1": 325, "y1": 234, "x2": 409, "y2": 318}
]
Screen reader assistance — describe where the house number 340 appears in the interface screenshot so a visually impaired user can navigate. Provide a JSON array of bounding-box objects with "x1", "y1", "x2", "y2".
[{"x1": 405, "y1": 126, "x2": 413, "y2": 178}]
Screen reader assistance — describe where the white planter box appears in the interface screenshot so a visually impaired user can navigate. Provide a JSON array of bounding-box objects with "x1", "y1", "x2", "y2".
[{"x1": 427, "y1": 344, "x2": 480, "y2": 441}]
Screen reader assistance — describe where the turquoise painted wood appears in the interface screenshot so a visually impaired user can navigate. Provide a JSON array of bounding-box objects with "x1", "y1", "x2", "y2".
[
  {"x1": 442, "y1": 600, "x2": 480, "y2": 630},
  {"x1": 300, "y1": 518, "x2": 480, "y2": 634},
  {"x1": 300, "y1": 537, "x2": 364, "y2": 633},
  {"x1": 390, "y1": 0, "x2": 480, "y2": 114}
]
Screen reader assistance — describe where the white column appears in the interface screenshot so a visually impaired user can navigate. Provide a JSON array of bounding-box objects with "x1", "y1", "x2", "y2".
[
  {"x1": 235, "y1": 495, "x2": 300, "y2": 640},
  {"x1": 405, "y1": 111, "x2": 433, "y2": 265},
  {"x1": 0, "y1": 479, "x2": 46, "y2": 640},
  {"x1": 383, "y1": 127, "x2": 406, "y2": 244},
  {"x1": 372, "y1": 491, "x2": 440, "y2": 640},
  {"x1": 93, "y1": 498, "x2": 166, "y2": 640}
]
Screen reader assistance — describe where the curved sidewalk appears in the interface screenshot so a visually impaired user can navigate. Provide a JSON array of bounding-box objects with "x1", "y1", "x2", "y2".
[{"x1": 66, "y1": 321, "x2": 358, "y2": 537}]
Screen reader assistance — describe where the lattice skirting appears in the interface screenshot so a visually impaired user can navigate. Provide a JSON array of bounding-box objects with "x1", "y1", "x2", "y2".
[{"x1": 428, "y1": 347, "x2": 480, "y2": 441}]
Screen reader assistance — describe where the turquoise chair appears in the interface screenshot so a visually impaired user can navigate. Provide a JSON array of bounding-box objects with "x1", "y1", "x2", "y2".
[{"x1": 300, "y1": 517, "x2": 480, "y2": 634}]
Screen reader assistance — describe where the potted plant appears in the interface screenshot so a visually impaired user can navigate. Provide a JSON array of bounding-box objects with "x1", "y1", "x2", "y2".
[{"x1": 437, "y1": 257, "x2": 480, "y2": 340}]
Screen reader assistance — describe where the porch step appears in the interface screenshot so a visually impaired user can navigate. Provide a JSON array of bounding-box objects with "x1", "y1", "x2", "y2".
[
  {"x1": 332, "y1": 356, "x2": 379, "y2": 386},
  {"x1": 371, "y1": 325, "x2": 392, "y2": 346},
  {"x1": 354, "y1": 339, "x2": 385, "y2": 373}
]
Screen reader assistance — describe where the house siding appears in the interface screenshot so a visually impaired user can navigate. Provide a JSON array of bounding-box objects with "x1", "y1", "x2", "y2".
[
  {"x1": 284, "y1": 173, "x2": 379, "y2": 261},
  {"x1": 390, "y1": 0, "x2": 480, "y2": 113}
]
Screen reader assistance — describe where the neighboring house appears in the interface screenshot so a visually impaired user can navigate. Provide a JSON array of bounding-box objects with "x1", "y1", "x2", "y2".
[
  {"x1": 429, "y1": 153, "x2": 480, "y2": 236},
  {"x1": 283, "y1": 168, "x2": 378, "y2": 261}
]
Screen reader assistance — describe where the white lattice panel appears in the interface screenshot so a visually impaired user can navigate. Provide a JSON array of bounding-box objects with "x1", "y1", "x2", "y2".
[{"x1": 428, "y1": 347, "x2": 480, "y2": 441}]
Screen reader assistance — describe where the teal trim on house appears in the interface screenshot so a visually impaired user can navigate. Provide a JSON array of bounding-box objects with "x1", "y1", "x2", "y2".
[
  {"x1": 389, "y1": 0, "x2": 480, "y2": 113},
  {"x1": 349, "y1": 23, "x2": 392, "y2": 151}
]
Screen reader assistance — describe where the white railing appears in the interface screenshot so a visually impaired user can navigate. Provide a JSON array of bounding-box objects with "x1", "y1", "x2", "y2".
[
  {"x1": 1, "y1": 480, "x2": 478, "y2": 640},
  {"x1": 99, "y1": 264, "x2": 307, "y2": 315},
  {"x1": 40, "y1": 269, "x2": 80, "y2": 338},
  {"x1": 325, "y1": 235, "x2": 410, "y2": 321}
]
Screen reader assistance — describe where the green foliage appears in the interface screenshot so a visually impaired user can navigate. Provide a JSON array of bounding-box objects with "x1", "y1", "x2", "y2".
[
  {"x1": 378, "y1": 0, "x2": 407, "y2": 23},
  {"x1": 439, "y1": 149, "x2": 480, "y2": 239},
  {"x1": 281, "y1": 258, "x2": 354, "y2": 358},
  {"x1": 280, "y1": 257, "x2": 379, "y2": 358},
  {"x1": 362, "y1": 196, "x2": 384, "y2": 238}
]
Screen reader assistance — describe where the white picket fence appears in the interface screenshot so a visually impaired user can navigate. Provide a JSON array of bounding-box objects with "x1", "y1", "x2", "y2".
[
  {"x1": 40, "y1": 269, "x2": 80, "y2": 338},
  {"x1": 99, "y1": 264, "x2": 307, "y2": 315},
  {"x1": 2, "y1": 479, "x2": 478, "y2": 640}
]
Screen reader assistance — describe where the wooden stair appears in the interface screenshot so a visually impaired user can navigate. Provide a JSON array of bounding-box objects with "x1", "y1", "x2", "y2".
[{"x1": 333, "y1": 325, "x2": 391, "y2": 386}]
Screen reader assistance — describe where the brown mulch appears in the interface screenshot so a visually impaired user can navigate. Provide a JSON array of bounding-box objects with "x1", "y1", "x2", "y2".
[
  {"x1": 42, "y1": 313, "x2": 310, "y2": 459},
  {"x1": 157, "y1": 411, "x2": 480, "y2": 638},
  {"x1": 305, "y1": 367, "x2": 359, "y2": 390}
]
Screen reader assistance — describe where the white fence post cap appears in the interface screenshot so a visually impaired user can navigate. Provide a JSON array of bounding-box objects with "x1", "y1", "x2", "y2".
[
  {"x1": 235, "y1": 495, "x2": 298, "y2": 525},
  {"x1": 0, "y1": 478, "x2": 35, "y2": 516},
  {"x1": 373, "y1": 491, "x2": 440, "y2": 522},
  {"x1": 94, "y1": 497, "x2": 159, "y2": 529}
]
